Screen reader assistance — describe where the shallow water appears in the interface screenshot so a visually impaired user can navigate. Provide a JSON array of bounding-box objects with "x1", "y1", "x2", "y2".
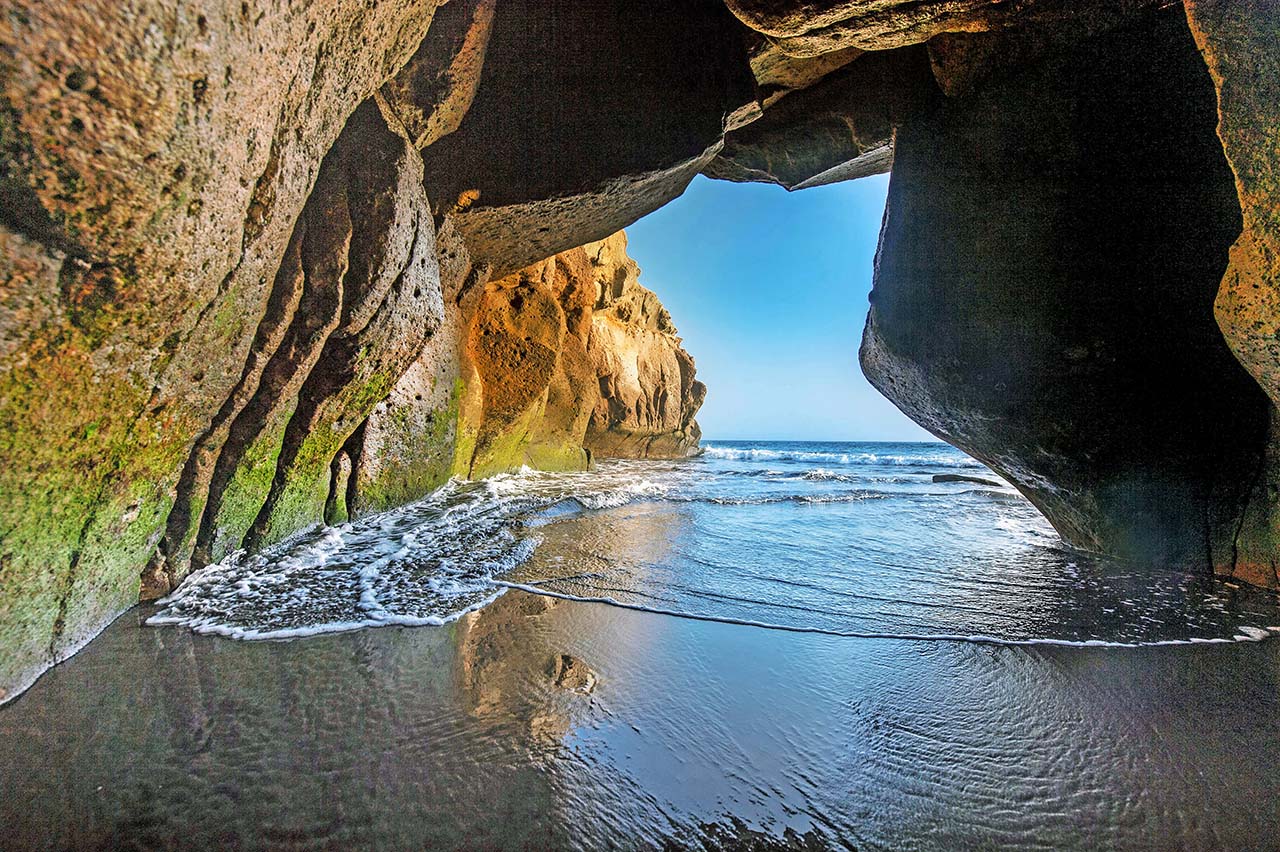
[
  {"x1": 4, "y1": 591, "x2": 1280, "y2": 849},
  {"x1": 151, "y1": 440, "x2": 1280, "y2": 647},
  {"x1": 5, "y1": 440, "x2": 1280, "y2": 849}
]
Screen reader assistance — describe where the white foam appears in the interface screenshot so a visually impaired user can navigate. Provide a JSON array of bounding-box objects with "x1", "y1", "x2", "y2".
[
  {"x1": 147, "y1": 449, "x2": 1280, "y2": 650},
  {"x1": 701, "y1": 446, "x2": 986, "y2": 468},
  {"x1": 147, "y1": 588, "x2": 507, "y2": 640}
]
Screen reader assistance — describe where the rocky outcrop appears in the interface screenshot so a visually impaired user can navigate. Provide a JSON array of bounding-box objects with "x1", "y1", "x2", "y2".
[
  {"x1": 456, "y1": 231, "x2": 704, "y2": 479},
  {"x1": 3, "y1": 0, "x2": 1280, "y2": 703},
  {"x1": 860, "y1": 7, "x2": 1269, "y2": 567},
  {"x1": 582, "y1": 234, "x2": 706, "y2": 460}
]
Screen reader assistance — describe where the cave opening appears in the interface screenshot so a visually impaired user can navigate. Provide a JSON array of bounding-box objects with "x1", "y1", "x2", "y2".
[
  {"x1": 616, "y1": 4, "x2": 1266, "y2": 576},
  {"x1": 623, "y1": 173, "x2": 928, "y2": 444}
]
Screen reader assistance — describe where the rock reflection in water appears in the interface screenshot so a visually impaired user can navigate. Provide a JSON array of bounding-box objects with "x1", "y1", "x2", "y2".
[
  {"x1": 3, "y1": 579, "x2": 1280, "y2": 849},
  {"x1": 0, "y1": 594, "x2": 580, "y2": 850}
]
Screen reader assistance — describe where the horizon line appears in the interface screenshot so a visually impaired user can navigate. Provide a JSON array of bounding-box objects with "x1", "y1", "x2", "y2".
[{"x1": 701, "y1": 436, "x2": 947, "y2": 444}]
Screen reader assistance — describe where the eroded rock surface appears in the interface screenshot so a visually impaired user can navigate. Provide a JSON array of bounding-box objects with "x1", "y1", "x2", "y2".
[
  {"x1": 419, "y1": 0, "x2": 757, "y2": 276},
  {"x1": 861, "y1": 7, "x2": 1269, "y2": 568},
  {"x1": 704, "y1": 45, "x2": 934, "y2": 189},
  {"x1": 0, "y1": 0, "x2": 445, "y2": 702},
  {"x1": 582, "y1": 234, "x2": 706, "y2": 460},
  {"x1": 1184, "y1": 0, "x2": 1280, "y2": 588},
  {"x1": 457, "y1": 232, "x2": 704, "y2": 479}
]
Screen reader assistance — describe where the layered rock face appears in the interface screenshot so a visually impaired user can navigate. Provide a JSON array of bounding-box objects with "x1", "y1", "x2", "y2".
[
  {"x1": 457, "y1": 232, "x2": 704, "y2": 479},
  {"x1": 2, "y1": 0, "x2": 1279, "y2": 701}
]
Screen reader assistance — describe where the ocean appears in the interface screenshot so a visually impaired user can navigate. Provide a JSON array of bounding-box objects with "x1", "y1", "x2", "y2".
[{"x1": 150, "y1": 439, "x2": 1280, "y2": 647}]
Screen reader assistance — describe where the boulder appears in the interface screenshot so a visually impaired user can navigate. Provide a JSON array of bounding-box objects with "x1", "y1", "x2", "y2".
[{"x1": 932, "y1": 474, "x2": 1003, "y2": 488}]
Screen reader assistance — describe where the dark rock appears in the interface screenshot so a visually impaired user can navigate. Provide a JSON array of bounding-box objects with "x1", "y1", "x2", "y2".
[
  {"x1": 704, "y1": 46, "x2": 936, "y2": 190},
  {"x1": 379, "y1": 0, "x2": 498, "y2": 149},
  {"x1": 933, "y1": 474, "x2": 1003, "y2": 488},
  {"x1": 861, "y1": 8, "x2": 1269, "y2": 568},
  {"x1": 419, "y1": 0, "x2": 757, "y2": 276},
  {"x1": 1185, "y1": 0, "x2": 1280, "y2": 588}
]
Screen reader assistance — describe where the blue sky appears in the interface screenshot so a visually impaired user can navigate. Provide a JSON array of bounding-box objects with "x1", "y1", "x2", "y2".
[{"x1": 624, "y1": 173, "x2": 936, "y2": 442}]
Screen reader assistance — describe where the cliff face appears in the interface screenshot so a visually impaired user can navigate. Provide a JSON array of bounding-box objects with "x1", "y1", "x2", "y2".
[
  {"x1": 1, "y1": 0, "x2": 1279, "y2": 701},
  {"x1": 582, "y1": 235, "x2": 705, "y2": 460},
  {"x1": 456, "y1": 231, "x2": 703, "y2": 479}
]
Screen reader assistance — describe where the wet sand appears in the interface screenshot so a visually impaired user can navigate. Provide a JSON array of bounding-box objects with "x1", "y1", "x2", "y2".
[{"x1": 2, "y1": 589, "x2": 1280, "y2": 850}]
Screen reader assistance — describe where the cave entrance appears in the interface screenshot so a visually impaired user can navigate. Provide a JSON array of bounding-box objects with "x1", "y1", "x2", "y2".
[
  {"x1": 623, "y1": 173, "x2": 926, "y2": 445},
  {"x1": 619, "y1": 1, "x2": 1264, "y2": 575}
]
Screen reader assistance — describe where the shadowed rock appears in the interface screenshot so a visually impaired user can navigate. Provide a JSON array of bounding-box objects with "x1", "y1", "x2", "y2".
[
  {"x1": 1184, "y1": 0, "x2": 1280, "y2": 588},
  {"x1": 933, "y1": 474, "x2": 1003, "y2": 488},
  {"x1": 419, "y1": 0, "x2": 756, "y2": 276},
  {"x1": 862, "y1": 7, "x2": 1268, "y2": 568},
  {"x1": 704, "y1": 46, "x2": 935, "y2": 190}
]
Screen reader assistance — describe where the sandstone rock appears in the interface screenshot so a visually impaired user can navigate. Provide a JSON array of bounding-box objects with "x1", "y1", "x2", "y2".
[
  {"x1": 1184, "y1": 0, "x2": 1280, "y2": 588},
  {"x1": 0, "y1": 0, "x2": 442, "y2": 705},
  {"x1": 704, "y1": 46, "x2": 935, "y2": 190},
  {"x1": 861, "y1": 7, "x2": 1269, "y2": 568},
  {"x1": 726, "y1": 0, "x2": 1173, "y2": 57},
  {"x1": 145, "y1": 100, "x2": 442, "y2": 579},
  {"x1": 926, "y1": 0, "x2": 1174, "y2": 97},
  {"x1": 456, "y1": 231, "x2": 704, "y2": 478},
  {"x1": 551, "y1": 654, "x2": 597, "y2": 694},
  {"x1": 378, "y1": 0, "x2": 497, "y2": 150},
  {"x1": 458, "y1": 257, "x2": 575, "y2": 478},
  {"x1": 747, "y1": 37, "x2": 864, "y2": 107},
  {"x1": 582, "y1": 234, "x2": 706, "y2": 460},
  {"x1": 728, "y1": 0, "x2": 1037, "y2": 55},
  {"x1": 418, "y1": 0, "x2": 757, "y2": 276},
  {"x1": 344, "y1": 215, "x2": 476, "y2": 516}
]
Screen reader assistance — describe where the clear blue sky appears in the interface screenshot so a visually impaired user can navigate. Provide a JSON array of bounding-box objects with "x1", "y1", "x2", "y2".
[{"x1": 624, "y1": 173, "x2": 936, "y2": 442}]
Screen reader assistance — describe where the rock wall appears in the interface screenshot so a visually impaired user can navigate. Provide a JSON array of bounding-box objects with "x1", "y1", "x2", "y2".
[
  {"x1": 1183, "y1": 0, "x2": 1280, "y2": 588},
  {"x1": 2, "y1": 0, "x2": 1280, "y2": 702},
  {"x1": 456, "y1": 231, "x2": 704, "y2": 479},
  {"x1": 0, "y1": 0, "x2": 447, "y2": 702},
  {"x1": 860, "y1": 6, "x2": 1269, "y2": 568}
]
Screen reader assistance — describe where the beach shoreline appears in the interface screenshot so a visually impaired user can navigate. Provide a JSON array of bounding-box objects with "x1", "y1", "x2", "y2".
[{"x1": 3, "y1": 587, "x2": 1279, "y2": 850}]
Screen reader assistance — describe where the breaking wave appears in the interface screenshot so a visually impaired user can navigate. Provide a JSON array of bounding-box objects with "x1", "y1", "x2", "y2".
[
  {"x1": 149, "y1": 442, "x2": 1280, "y2": 648},
  {"x1": 700, "y1": 445, "x2": 986, "y2": 468}
]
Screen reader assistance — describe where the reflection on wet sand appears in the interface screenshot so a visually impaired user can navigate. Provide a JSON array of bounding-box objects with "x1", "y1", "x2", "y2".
[
  {"x1": 3, "y1": 578, "x2": 1280, "y2": 848},
  {"x1": 9, "y1": 447, "x2": 1280, "y2": 848},
  {"x1": 454, "y1": 501, "x2": 685, "y2": 747}
]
